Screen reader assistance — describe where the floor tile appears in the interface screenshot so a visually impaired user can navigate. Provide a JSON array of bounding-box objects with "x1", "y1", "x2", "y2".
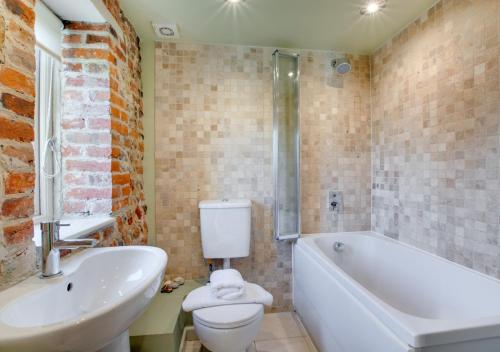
[
  {"x1": 183, "y1": 340, "x2": 202, "y2": 352},
  {"x1": 255, "y1": 337, "x2": 313, "y2": 352},
  {"x1": 256, "y1": 313, "x2": 305, "y2": 341}
]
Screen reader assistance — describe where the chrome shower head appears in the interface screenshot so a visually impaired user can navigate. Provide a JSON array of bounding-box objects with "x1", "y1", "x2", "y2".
[{"x1": 331, "y1": 58, "x2": 352, "y2": 75}]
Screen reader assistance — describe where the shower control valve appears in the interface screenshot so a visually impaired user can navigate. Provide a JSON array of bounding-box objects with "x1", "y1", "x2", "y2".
[{"x1": 328, "y1": 191, "x2": 343, "y2": 212}]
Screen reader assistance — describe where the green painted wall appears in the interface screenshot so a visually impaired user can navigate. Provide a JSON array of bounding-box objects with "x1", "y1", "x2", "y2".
[{"x1": 141, "y1": 40, "x2": 156, "y2": 245}]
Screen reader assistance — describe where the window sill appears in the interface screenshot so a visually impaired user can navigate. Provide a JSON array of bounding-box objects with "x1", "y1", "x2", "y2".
[{"x1": 33, "y1": 216, "x2": 115, "y2": 247}]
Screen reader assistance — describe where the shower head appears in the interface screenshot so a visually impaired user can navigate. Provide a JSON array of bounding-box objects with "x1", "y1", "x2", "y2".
[{"x1": 331, "y1": 58, "x2": 352, "y2": 75}]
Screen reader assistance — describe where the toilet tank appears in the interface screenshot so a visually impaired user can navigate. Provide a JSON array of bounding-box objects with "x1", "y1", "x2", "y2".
[{"x1": 199, "y1": 199, "x2": 251, "y2": 259}]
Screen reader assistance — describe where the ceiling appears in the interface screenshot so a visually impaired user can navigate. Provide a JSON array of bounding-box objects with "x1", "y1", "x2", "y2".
[
  {"x1": 43, "y1": 0, "x2": 105, "y2": 22},
  {"x1": 120, "y1": 0, "x2": 438, "y2": 54}
]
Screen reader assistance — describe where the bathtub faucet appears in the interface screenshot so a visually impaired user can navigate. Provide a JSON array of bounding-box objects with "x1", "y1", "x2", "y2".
[{"x1": 333, "y1": 241, "x2": 345, "y2": 252}]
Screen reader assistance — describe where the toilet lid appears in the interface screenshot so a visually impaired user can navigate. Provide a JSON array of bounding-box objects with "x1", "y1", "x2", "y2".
[{"x1": 193, "y1": 304, "x2": 263, "y2": 329}]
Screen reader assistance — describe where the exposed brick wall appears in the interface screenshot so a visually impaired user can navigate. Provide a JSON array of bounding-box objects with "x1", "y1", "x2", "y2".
[
  {"x1": 61, "y1": 1, "x2": 147, "y2": 246},
  {"x1": 61, "y1": 23, "x2": 113, "y2": 215},
  {"x1": 0, "y1": 0, "x2": 37, "y2": 290},
  {"x1": 0, "y1": 0, "x2": 147, "y2": 291}
]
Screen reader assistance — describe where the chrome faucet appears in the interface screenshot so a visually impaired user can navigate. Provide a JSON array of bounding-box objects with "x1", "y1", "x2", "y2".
[
  {"x1": 333, "y1": 241, "x2": 345, "y2": 252},
  {"x1": 40, "y1": 221, "x2": 97, "y2": 278}
]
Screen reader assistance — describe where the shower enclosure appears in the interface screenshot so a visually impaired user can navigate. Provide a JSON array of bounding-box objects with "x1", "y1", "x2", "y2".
[{"x1": 272, "y1": 50, "x2": 300, "y2": 240}]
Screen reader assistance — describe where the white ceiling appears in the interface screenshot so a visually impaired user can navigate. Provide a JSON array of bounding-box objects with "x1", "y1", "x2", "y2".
[
  {"x1": 42, "y1": 0, "x2": 105, "y2": 22},
  {"x1": 120, "y1": 0, "x2": 439, "y2": 54}
]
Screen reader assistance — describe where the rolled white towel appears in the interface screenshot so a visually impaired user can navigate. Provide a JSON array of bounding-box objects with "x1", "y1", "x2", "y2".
[
  {"x1": 182, "y1": 282, "x2": 273, "y2": 312},
  {"x1": 210, "y1": 269, "x2": 245, "y2": 300}
]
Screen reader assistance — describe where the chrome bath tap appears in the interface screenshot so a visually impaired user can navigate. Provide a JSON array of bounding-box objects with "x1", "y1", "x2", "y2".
[
  {"x1": 333, "y1": 241, "x2": 345, "y2": 252},
  {"x1": 40, "y1": 221, "x2": 97, "y2": 278}
]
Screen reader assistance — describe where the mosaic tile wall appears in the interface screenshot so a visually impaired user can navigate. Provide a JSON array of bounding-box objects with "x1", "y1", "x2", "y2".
[
  {"x1": 155, "y1": 43, "x2": 371, "y2": 311},
  {"x1": 372, "y1": 0, "x2": 500, "y2": 277}
]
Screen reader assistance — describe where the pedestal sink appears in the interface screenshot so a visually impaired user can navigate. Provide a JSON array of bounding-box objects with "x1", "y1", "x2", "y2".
[{"x1": 0, "y1": 246, "x2": 167, "y2": 352}]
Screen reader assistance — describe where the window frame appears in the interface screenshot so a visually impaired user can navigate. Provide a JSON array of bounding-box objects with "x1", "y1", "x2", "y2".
[{"x1": 34, "y1": 45, "x2": 63, "y2": 222}]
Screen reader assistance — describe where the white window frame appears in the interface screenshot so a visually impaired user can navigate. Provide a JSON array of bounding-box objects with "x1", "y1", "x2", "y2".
[{"x1": 34, "y1": 45, "x2": 62, "y2": 223}]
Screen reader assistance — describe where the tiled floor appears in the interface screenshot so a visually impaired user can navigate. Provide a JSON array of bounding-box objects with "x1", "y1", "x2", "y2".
[{"x1": 183, "y1": 312, "x2": 317, "y2": 352}]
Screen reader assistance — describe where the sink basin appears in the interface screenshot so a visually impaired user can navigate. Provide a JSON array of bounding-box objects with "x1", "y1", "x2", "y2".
[{"x1": 0, "y1": 246, "x2": 167, "y2": 352}]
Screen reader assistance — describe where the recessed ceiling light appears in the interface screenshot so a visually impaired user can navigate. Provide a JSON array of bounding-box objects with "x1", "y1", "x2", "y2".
[
  {"x1": 360, "y1": 0, "x2": 386, "y2": 15},
  {"x1": 227, "y1": 0, "x2": 242, "y2": 3}
]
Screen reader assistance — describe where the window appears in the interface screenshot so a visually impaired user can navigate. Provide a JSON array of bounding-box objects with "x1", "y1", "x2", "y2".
[
  {"x1": 32, "y1": 1, "x2": 115, "y2": 246},
  {"x1": 34, "y1": 46, "x2": 62, "y2": 221}
]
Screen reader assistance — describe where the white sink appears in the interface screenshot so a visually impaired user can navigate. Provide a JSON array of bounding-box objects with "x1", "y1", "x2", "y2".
[{"x1": 0, "y1": 246, "x2": 167, "y2": 352}]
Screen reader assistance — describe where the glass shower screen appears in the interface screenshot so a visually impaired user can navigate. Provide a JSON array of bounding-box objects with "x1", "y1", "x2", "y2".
[{"x1": 273, "y1": 50, "x2": 300, "y2": 240}]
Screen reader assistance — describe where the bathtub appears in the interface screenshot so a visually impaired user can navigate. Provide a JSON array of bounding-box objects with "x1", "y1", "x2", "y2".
[{"x1": 293, "y1": 232, "x2": 500, "y2": 352}]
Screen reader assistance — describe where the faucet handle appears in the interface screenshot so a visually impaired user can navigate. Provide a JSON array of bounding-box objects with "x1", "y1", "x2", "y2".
[{"x1": 56, "y1": 223, "x2": 71, "y2": 227}]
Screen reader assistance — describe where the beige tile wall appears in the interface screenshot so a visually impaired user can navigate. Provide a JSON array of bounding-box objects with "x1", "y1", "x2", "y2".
[
  {"x1": 372, "y1": 0, "x2": 500, "y2": 277},
  {"x1": 155, "y1": 43, "x2": 371, "y2": 311}
]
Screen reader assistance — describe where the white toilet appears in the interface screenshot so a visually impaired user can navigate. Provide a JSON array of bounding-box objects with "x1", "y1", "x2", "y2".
[{"x1": 192, "y1": 199, "x2": 265, "y2": 352}]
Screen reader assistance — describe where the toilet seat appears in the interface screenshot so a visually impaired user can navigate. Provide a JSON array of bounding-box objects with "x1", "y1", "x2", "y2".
[{"x1": 193, "y1": 304, "x2": 263, "y2": 329}]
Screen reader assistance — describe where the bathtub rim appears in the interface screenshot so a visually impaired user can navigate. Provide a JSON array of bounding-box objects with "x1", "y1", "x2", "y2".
[{"x1": 295, "y1": 231, "x2": 500, "y2": 348}]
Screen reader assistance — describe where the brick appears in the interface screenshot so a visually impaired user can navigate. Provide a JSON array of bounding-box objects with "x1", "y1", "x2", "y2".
[
  {"x1": 88, "y1": 118, "x2": 110, "y2": 129},
  {"x1": 87, "y1": 34, "x2": 110, "y2": 45},
  {"x1": 135, "y1": 206, "x2": 142, "y2": 219},
  {"x1": 86, "y1": 146, "x2": 111, "y2": 158},
  {"x1": 63, "y1": 48, "x2": 108, "y2": 60},
  {"x1": 110, "y1": 92, "x2": 126, "y2": 109},
  {"x1": 112, "y1": 186, "x2": 121, "y2": 198},
  {"x1": 65, "y1": 131, "x2": 110, "y2": 145},
  {"x1": 112, "y1": 197, "x2": 129, "y2": 212},
  {"x1": 5, "y1": 0, "x2": 35, "y2": 27},
  {"x1": 66, "y1": 187, "x2": 111, "y2": 200},
  {"x1": 65, "y1": 159, "x2": 110, "y2": 172},
  {"x1": 7, "y1": 21, "x2": 34, "y2": 49},
  {"x1": 61, "y1": 118, "x2": 85, "y2": 129},
  {"x1": 63, "y1": 34, "x2": 82, "y2": 44},
  {"x1": 64, "y1": 22, "x2": 109, "y2": 31},
  {"x1": 1, "y1": 93, "x2": 34, "y2": 118},
  {"x1": 3, "y1": 220, "x2": 33, "y2": 245},
  {"x1": 5, "y1": 44, "x2": 35, "y2": 73},
  {"x1": 87, "y1": 63, "x2": 108, "y2": 74},
  {"x1": 111, "y1": 160, "x2": 120, "y2": 172},
  {"x1": 61, "y1": 145, "x2": 82, "y2": 157},
  {"x1": 1, "y1": 144, "x2": 34, "y2": 165},
  {"x1": 64, "y1": 63, "x2": 82, "y2": 72},
  {"x1": 4, "y1": 171, "x2": 35, "y2": 194},
  {"x1": 111, "y1": 119, "x2": 128, "y2": 135},
  {"x1": 0, "y1": 116, "x2": 34, "y2": 142},
  {"x1": 112, "y1": 173, "x2": 131, "y2": 185},
  {"x1": 0, "y1": 66, "x2": 35, "y2": 96},
  {"x1": 64, "y1": 173, "x2": 87, "y2": 186},
  {"x1": 65, "y1": 75, "x2": 109, "y2": 88},
  {"x1": 2, "y1": 196, "x2": 33, "y2": 218},
  {"x1": 121, "y1": 185, "x2": 131, "y2": 196},
  {"x1": 111, "y1": 146, "x2": 121, "y2": 158}
]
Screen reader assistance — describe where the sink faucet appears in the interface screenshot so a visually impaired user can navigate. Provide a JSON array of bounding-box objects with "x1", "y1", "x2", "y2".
[{"x1": 41, "y1": 221, "x2": 97, "y2": 278}]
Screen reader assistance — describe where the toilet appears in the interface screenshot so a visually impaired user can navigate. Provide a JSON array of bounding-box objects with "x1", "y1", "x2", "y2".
[{"x1": 192, "y1": 199, "x2": 266, "y2": 352}]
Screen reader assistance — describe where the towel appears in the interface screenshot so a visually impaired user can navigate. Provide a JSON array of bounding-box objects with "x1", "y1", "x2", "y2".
[
  {"x1": 210, "y1": 269, "x2": 245, "y2": 300},
  {"x1": 182, "y1": 282, "x2": 273, "y2": 312}
]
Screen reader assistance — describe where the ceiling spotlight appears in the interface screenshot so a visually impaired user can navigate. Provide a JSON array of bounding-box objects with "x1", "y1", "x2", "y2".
[
  {"x1": 360, "y1": 0, "x2": 386, "y2": 15},
  {"x1": 226, "y1": 0, "x2": 242, "y2": 3}
]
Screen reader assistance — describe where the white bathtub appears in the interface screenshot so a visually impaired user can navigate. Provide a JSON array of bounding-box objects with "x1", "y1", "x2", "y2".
[{"x1": 293, "y1": 232, "x2": 500, "y2": 352}]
